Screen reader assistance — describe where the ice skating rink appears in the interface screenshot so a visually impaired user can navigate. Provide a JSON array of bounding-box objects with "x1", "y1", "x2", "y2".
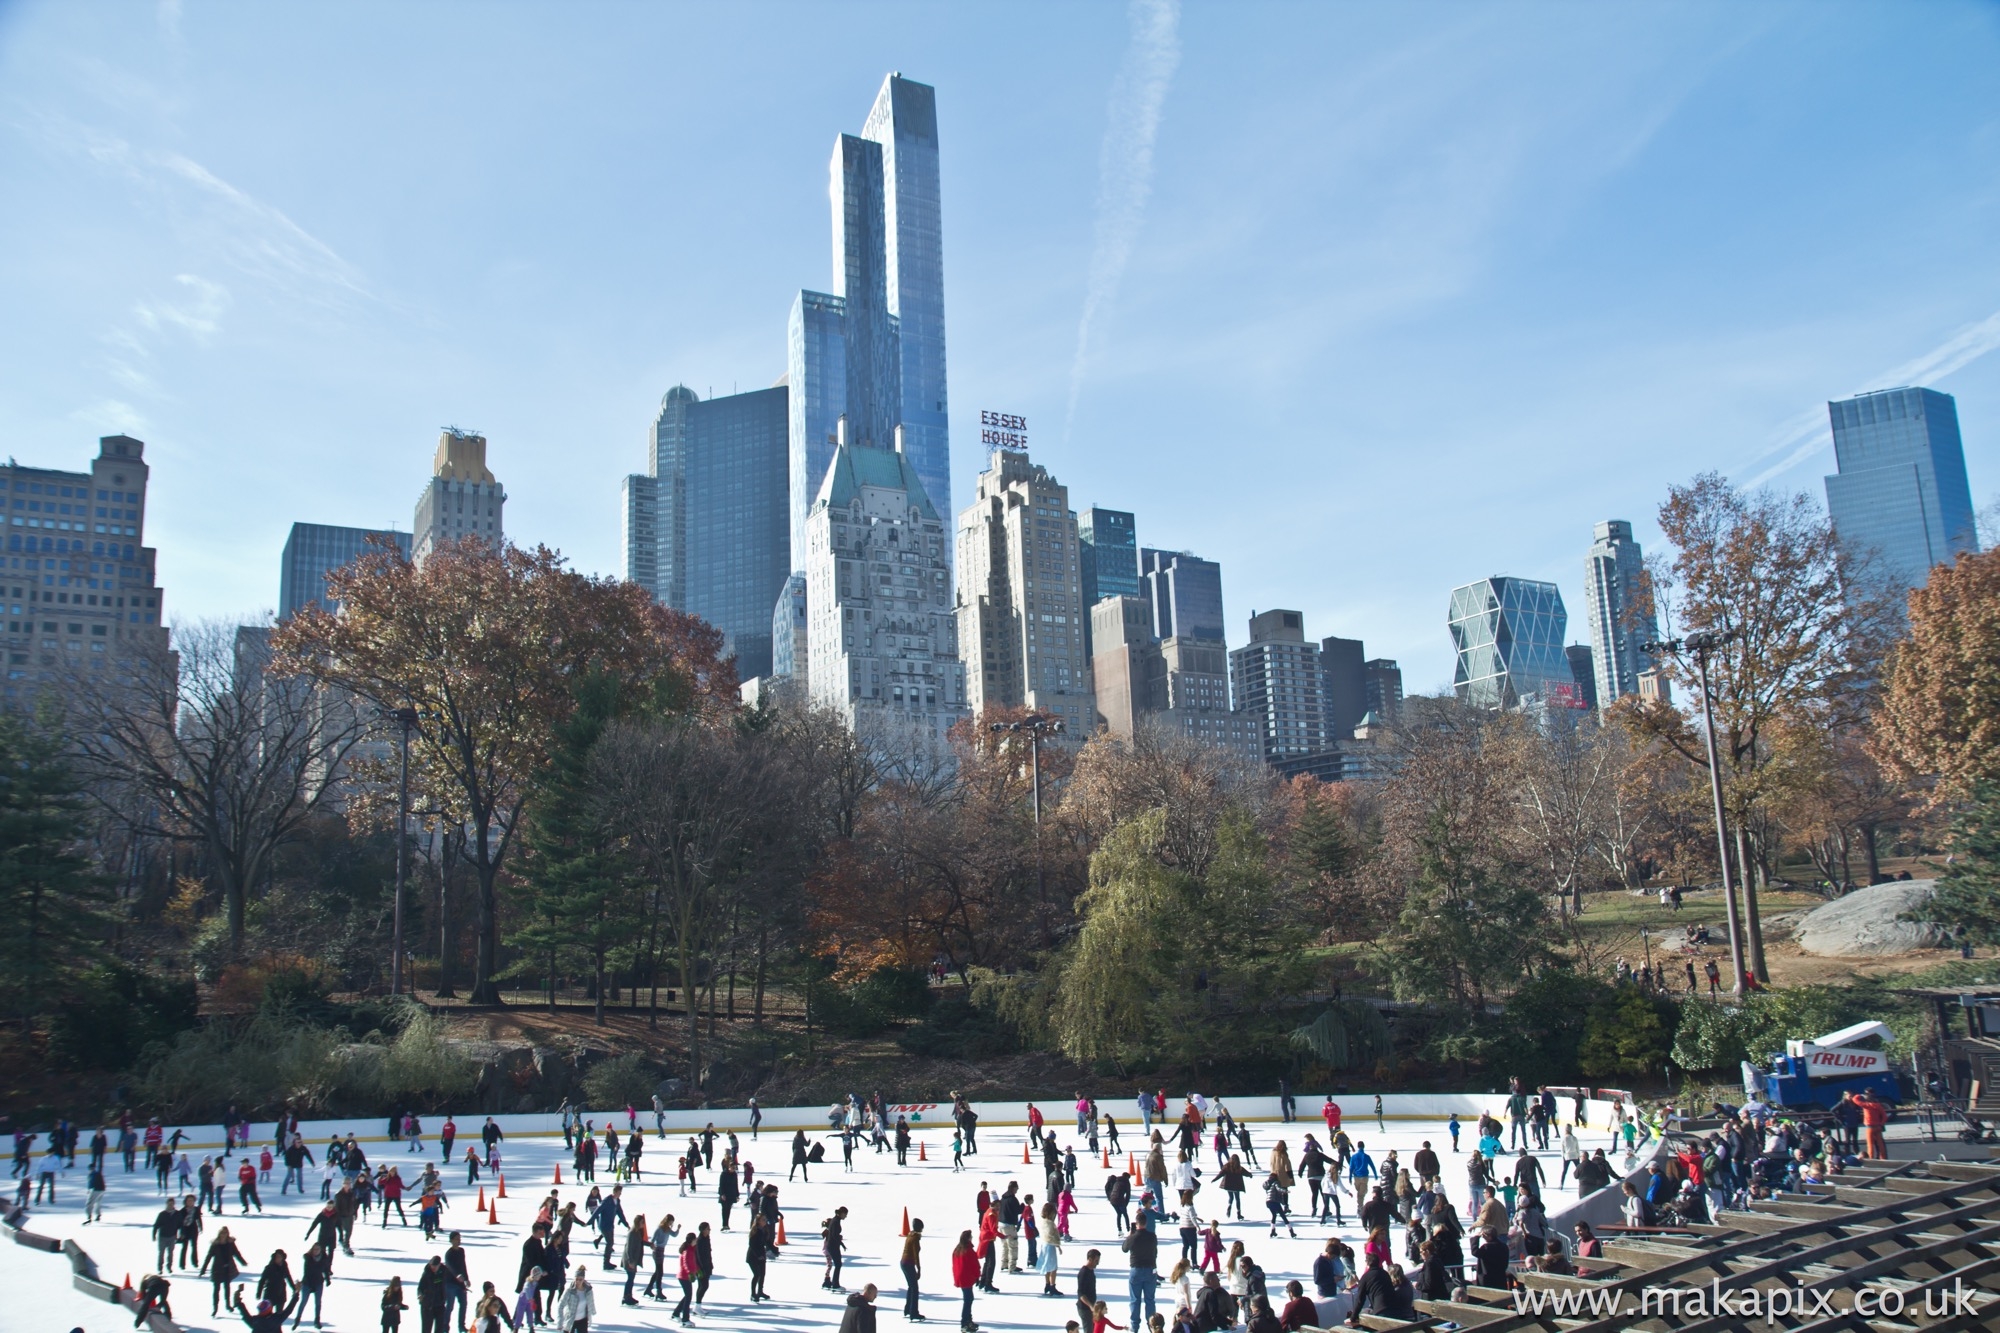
[{"x1": 6, "y1": 1099, "x2": 1637, "y2": 1333}]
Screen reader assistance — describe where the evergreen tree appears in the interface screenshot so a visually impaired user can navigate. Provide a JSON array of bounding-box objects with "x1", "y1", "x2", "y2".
[
  {"x1": 1924, "y1": 781, "x2": 2000, "y2": 948},
  {"x1": 510, "y1": 670, "x2": 640, "y2": 1021},
  {"x1": 0, "y1": 710, "x2": 108, "y2": 1024}
]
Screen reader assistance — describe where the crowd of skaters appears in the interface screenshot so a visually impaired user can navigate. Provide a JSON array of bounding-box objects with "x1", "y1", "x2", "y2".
[{"x1": 9, "y1": 1076, "x2": 1897, "y2": 1333}]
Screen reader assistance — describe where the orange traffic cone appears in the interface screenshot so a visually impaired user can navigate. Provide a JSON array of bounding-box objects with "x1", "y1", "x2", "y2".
[
  {"x1": 488, "y1": 1200, "x2": 499, "y2": 1225},
  {"x1": 1022, "y1": 1142, "x2": 1031, "y2": 1164},
  {"x1": 497, "y1": 1174, "x2": 507, "y2": 1199},
  {"x1": 775, "y1": 1218, "x2": 787, "y2": 1245},
  {"x1": 1102, "y1": 1148, "x2": 1111, "y2": 1167},
  {"x1": 1127, "y1": 1153, "x2": 1136, "y2": 1176},
  {"x1": 900, "y1": 1208, "x2": 910, "y2": 1237},
  {"x1": 918, "y1": 1142, "x2": 927, "y2": 1162},
  {"x1": 122, "y1": 1273, "x2": 132, "y2": 1291},
  {"x1": 554, "y1": 1165, "x2": 563, "y2": 1185},
  {"x1": 476, "y1": 1186, "x2": 486, "y2": 1210}
]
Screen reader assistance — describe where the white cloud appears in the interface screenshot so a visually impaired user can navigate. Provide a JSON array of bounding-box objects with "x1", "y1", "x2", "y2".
[
  {"x1": 1064, "y1": 0, "x2": 1181, "y2": 440},
  {"x1": 1742, "y1": 307, "x2": 2000, "y2": 487},
  {"x1": 133, "y1": 273, "x2": 231, "y2": 342}
]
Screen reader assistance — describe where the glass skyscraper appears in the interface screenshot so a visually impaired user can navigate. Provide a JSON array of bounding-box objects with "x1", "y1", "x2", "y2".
[
  {"x1": 623, "y1": 384, "x2": 791, "y2": 680},
  {"x1": 280, "y1": 522, "x2": 411, "y2": 620},
  {"x1": 1140, "y1": 547, "x2": 1226, "y2": 643},
  {"x1": 1823, "y1": 387, "x2": 1977, "y2": 595},
  {"x1": 788, "y1": 74, "x2": 949, "y2": 555},
  {"x1": 1078, "y1": 507, "x2": 1138, "y2": 605},
  {"x1": 1449, "y1": 576, "x2": 1572, "y2": 710},
  {"x1": 863, "y1": 75, "x2": 950, "y2": 519},
  {"x1": 1583, "y1": 519, "x2": 1657, "y2": 716},
  {"x1": 1319, "y1": 635, "x2": 1367, "y2": 738}
]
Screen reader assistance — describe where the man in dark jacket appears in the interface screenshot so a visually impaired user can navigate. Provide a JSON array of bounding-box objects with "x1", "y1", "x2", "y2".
[
  {"x1": 1105, "y1": 1172, "x2": 1132, "y2": 1232},
  {"x1": 416, "y1": 1254, "x2": 452, "y2": 1333},
  {"x1": 255, "y1": 1251, "x2": 295, "y2": 1314},
  {"x1": 444, "y1": 1232, "x2": 471, "y2": 1331},
  {"x1": 1512, "y1": 1148, "x2": 1544, "y2": 1201},
  {"x1": 1345, "y1": 1255, "x2": 1395, "y2": 1327},
  {"x1": 518, "y1": 1223, "x2": 552, "y2": 1309},
  {"x1": 837, "y1": 1283, "x2": 879, "y2": 1333},
  {"x1": 1191, "y1": 1270, "x2": 1235, "y2": 1333},
  {"x1": 1120, "y1": 1220, "x2": 1159, "y2": 1331},
  {"x1": 1473, "y1": 1229, "x2": 1511, "y2": 1290}
]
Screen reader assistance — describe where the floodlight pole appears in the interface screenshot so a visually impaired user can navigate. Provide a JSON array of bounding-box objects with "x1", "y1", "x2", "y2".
[
  {"x1": 389, "y1": 707, "x2": 419, "y2": 996},
  {"x1": 1647, "y1": 632, "x2": 1747, "y2": 997}
]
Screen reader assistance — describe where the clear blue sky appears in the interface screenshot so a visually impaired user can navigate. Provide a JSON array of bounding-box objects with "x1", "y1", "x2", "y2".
[{"x1": 2, "y1": 1, "x2": 1995, "y2": 693}]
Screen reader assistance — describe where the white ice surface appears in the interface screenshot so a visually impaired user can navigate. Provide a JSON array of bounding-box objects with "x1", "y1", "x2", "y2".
[{"x1": 2, "y1": 1116, "x2": 1607, "y2": 1333}]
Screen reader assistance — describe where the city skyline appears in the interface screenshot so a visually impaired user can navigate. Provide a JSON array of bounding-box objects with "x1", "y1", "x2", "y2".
[{"x1": 2, "y1": 4, "x2": 1997, "y2": 690}]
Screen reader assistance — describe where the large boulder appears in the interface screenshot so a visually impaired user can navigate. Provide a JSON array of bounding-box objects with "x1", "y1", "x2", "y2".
[{"x1": 1793, "y1": 881, "x2": 1947, "y2": 957}]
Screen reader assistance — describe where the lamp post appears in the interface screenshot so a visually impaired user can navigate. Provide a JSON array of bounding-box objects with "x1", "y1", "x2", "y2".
[
  {"x1": 991, "y1": 714, "x2": 1064, "y2": 925},
  {"x1": 1645, "y1": 631, "x2": 1747, "y2": 997},
  {"x1": 389, "y1": 706, "x2": 419, "y2": 996},
  {"x1": 990, "y1": 713, "x2": 1065, "y2": 829}
]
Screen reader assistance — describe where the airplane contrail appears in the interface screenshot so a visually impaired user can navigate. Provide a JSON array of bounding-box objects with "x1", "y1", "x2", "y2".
[{"x1": 1065, "y1": 0, "x2": 1181, "y2": 441}]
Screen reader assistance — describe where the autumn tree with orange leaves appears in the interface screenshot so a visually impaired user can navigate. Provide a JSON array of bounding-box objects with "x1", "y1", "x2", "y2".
[
  {"x1": 1875, "y1": 545, "x2": 2000, "y2": 803},
  {"x1": 271, "y1": 538, "x2": 734, "y2": 1004}
]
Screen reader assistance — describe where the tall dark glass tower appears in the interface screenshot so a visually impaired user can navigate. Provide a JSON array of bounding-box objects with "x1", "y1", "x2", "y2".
[
  {"x1": 1140, "y1": 548, "x2": 1226, "y2": 643},
  {"x1": 624, "y1": 384, "x2": 791, "y2": 679},
  {"x1": 1078, "y1": 506, "x2": 1138, "y2": 607},
  {"x1": 1824, "y1": 387, "x2": 1977, "y2": 595}
]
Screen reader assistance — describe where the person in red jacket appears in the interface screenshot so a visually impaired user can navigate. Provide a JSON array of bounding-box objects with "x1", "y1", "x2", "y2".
[
  {"x1": 236, "y1": 1158, "x2": 263, "y2": 1213},
  {"x1": 976, "y1": 1205, "x2": 1000, "y2": 1291},
  {"x1": 380, "y1": 1168, "x2": 407, "y2": 1228},
  {"x1": 951, "y1": 1230, "x2": 980, "y2": 1332}
]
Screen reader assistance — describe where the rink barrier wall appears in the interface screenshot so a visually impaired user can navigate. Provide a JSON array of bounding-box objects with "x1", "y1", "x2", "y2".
[
  {"x1": 137, "y1": 1091, "x2": 1651, "y2": 1152},
  {"x1": 2, "y1": 1202, "x2": 182, "y2": 1332}
]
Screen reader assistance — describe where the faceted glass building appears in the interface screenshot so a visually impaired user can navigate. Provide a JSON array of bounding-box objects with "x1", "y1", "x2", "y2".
[
  {"x1": 1449, "y1": 576, "x2": 1572, "y2": 710},
  {"x1": 1824, "y1": 387, "x2": 1977, "y2": 595}
]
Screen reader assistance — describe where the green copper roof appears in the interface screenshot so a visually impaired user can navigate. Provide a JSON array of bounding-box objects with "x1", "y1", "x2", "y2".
[{"x1": 812, "y1": 442, "x2": 938, "y2": 521}]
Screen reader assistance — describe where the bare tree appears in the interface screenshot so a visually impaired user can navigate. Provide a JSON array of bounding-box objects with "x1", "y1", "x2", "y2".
[
  {"x1": 63, "y1": 619, "x2": 371, "y2": 957},
  {"x1": 589, "y1": 716, "x2": 768, "y2": 1081},
  {"x1": 1501, "y1": 709, "x2": 1614, "y2": 920}
]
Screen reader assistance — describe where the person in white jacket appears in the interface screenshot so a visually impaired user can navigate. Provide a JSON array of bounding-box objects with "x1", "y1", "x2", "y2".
[
  {"x1": 1173, "y1": 1152, "x2": 1201, "y2": 1209},
  {"x1": 1559, "y1": 1127, "x2": 1582, "y2": 1190},
  {"x1": 556, "y1": 1269, "x2": 596, "y2": 1333}
]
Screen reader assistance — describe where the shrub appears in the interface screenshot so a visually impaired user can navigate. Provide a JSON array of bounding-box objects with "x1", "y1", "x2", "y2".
[
  {"x1": 1578, "y1": 987, "x2": 1677, "y2": 1079},
  {"x1": 816, "y1": 966, "x2": 934, "y2": 1037},
  {"x1": 898, "y1": 990, "x2": 1017, "y2": 1059},
  {"x1": 133, "y1": 1014, "x2": 344, "y2": 1119},
  {"x1": 582, "y1": 1052, "x2": 660, "y2": 1110},
  {"x1": 47, "y1": 963, "x2": 199, "y2": 1071},
  {"x1": 374, "y1": 1010, "x2": 479, "y2": 1109},
  {"x1": 1671, "y1": 984, "x2": 1878, "y2": 1074},
  {"x1": 1487, "y1": 967, "x2": 1612, "y2": 1086}
]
